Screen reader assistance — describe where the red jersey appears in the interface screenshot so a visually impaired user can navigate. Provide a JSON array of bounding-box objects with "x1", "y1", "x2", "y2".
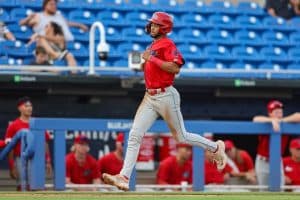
[
  {"x1": 5, "y1": 118, "x2": 29, "y2": 157},
  {"x1": 205, "y1": 160, "x2": 233, "y2": 184},
  {"x1": 283, "y1": 156, "x2": 300, "y2": 185},
  {"x1": 257, "y1": 135, "x2": 289, "y2": 157},
  {"x1": 156, "y1": 155, "x2": 192, "y2": 184},
  {"x1": 98, "y1": 152, "x2": 123, "y2": 178},
  {"x1": 144, "y1": 37, "x2": 184, "y2": 89},
  {"x1": 233, "y1": 150, "x2": 254, "y2": 172},
  {"x1": 5, "y1": 118, "x2": 50, "y2": 157},
  {"x1": 66, "y1": 152, "x2": 100, "y2": 184}
]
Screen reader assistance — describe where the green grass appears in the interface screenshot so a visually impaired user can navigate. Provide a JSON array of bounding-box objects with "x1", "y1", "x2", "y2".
[{"x1": 0, "y1": 192, "x2": 299, "y2": 200}]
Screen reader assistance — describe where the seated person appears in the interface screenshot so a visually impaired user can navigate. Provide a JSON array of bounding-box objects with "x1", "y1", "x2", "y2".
[
  {"x1": 205, "y1": 149, "x2": 232, "y2": 185},
  {"x1": 224, "y1": 140, "x2": 256, "y2": 184},
  {"x1": 28, "y1": 21, "x2": 77, "y2": 67},
  {"x1": 30, "y1": 46, "x2": 51, "y2": 66},
  {"x1": 98, "y1": 133, "x2": 124, "y2": 181},
  {"x1": 283, "y1": 138, "x2": 300, "y2": 185},
  {"x1": 157, "y1": 143, "x2": 192, "y2": 185},
  {"x1": 66, "y1": 135, "x2": 100, "y2": 185},
  {"x1": 265, "y1": 0, "x2": 296, "y2": 19},
  {"x1": 0, "y1": 21, "x2": 15, "y2": 41}
]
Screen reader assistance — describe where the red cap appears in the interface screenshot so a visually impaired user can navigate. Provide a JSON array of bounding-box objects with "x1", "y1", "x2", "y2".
[
  {"x1": 148, "y1": 12, "x2": 173, "y2": 34},
  {"x1": 116, "y1": 133, "x2": 124, "y2": 143},
  {"x1": 267, "y1": 100, "x2": 283, "y2": 113},
  {"x1": 74, "y1": 135, "x2": 89, "y2": 144},
  {"x1": 224, "y1": 140, "x2": 235, "y2": 150},
  {"x1": 0, "y1": 140, "x2": 5, "y2": 148},
  {"x1": 290, "y1": 139, "x2": 300, "y2": 149},
  {"x1": 176, "y1": 143, "x2": 192, "y2": 149}
]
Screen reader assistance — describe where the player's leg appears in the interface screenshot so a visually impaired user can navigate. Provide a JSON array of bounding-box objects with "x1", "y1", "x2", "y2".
[
  {"x1": 255, "y1": 156, "x2": 269, "y2": 190},
  {"x1": 158, "y1": 86, "x2": 226, "y2": 169},
  {"x1": 103, "y1": 95, "x2": 159, "y2": 190}
]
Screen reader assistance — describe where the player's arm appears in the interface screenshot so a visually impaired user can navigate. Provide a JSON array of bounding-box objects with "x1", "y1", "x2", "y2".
[
  {"x1": 282, "y1": 112, "x2": 300, "y2": 122},
  {"x1": 142, "y1": 50, "x2": 180, "y2": 74},
  {"x1": 19, "y1": 13, "x2": 38, "y2": 27},
  {"x1": 253, "y1": 115, "x2": 280, "y2": 131}
]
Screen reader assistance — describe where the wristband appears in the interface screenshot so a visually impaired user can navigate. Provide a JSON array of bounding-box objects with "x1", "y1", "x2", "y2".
[{"x1": 149, "y1": 55, "x2": 164, "y2": 67}]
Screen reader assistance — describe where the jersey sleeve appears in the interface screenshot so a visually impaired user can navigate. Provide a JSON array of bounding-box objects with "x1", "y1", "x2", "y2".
[
  {"x1": 5, "y1": 122, "x2": 15, "y2": 141},
  {"x1": 65, "y1": 155, "x2": 72, "y2": 178},
  {"x1": 241, "y1": 151, "x2": 254, "y2": 171},
  {"x1": 91, "y1": 158, "x2": 101, "y2": 179},
  {"x1": 156, "y1": 161, "x2": 170, "y2": 184},
  {"x1": 163, "y1": 44, "x2": 185, "y2": 66}
]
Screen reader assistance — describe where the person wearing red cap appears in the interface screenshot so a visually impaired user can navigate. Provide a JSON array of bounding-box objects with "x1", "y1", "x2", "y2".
[
  {"x1": 65, "y1": 135, "x2": 100, "y2": 186},
  {"x1": 4, "y1": 96, "x2": 52, "y2": 190},
  {"x1": 253, "y1": 100, "x2": 288, "y2": 187},
  {"x1": 156, "y1": 143, "x2": 193, "y2": 186},
  {"x1": 102, "y1": 11, "x2": 227, "y2": 191},
  {"x1": 283, "y1": 138, "x2": 300, "y2": 186},
  {"x1": 98, "y1": 133, "x2": 124, "y2": 181},
  {"x1": 224, "y1": 140, "x2": 256, "y2": 184}
]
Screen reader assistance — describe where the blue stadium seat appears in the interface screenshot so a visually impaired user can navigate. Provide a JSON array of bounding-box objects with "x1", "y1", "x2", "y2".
[
  {"x1": 16, "y1": 0, "x2": 42, "y2": 9},
  {"x1": 3, "y1": 41, "x2": 33, "y2": 59},
  {"x1": 181, "y1": 0, "x2": 205, "y2": 12},
  {"x1": 178, "y1": 28, "x2": 207, "y2": 44},
  {"x1": 236, "y1": 2, "x2": 265, "y2": 16},
  {"x1": 290, "y1": 17, "x2": 300, "y2": 27},
  {"x1": 287, "y1": 63, "x2": 300, "y2": 70},
  {"x1": 230, "y1": 62, "x2": 254, "y2": 70},
  {"x1": 234, "y1": 30, "x2": 265, "y2": 47},
  {"x1": 262, "y1": 31, "x2": 290, "y2": 45},
  {"x1": 0, "y1": 9, "x2": 10, "y2": 23},
  {"x1": 97, "y1": 11, "x2": 127, "y2": 27},
  {"x1": 208, "y1": 1, "x2": 237, "y2": 16},
  {"x1": 177, "y1": 44, "x2": 202, "y2": 60},
  {"x1": 106, "y1": 26, "x2": 123, "y2": 43},
  {"x1": 66, "y1": 42, "x2": 88, "y2": 60},
  {"x1": 70, "y1": 27, "x2": 89, "y2": 42},
  {"x1": 259, "y1": 62, "x2": 284, "y2": 71},
  {"x1": 203, "y1": 44, "x2": 233, "y2": 63},
  {"x1": 235, "y1": 15, "x2": 263, "y2": 29},
  {"x1": 231, "y1": 46, "x2": 264, "y2": 64},
  {"x1": 289, "y1": 32, "x2": 300, "y2": 45},
  {"x1": 125, "y1": 12, "x2": 150, "y2": 26},
  {"x1": 69, "y1": 10, "x2": 95, "y2": 25},
  {"x1": 126, "y1": 0, "x2": 154, "y2": 12},
  {"x1": 57, "y1": 0, "x2": 79, "y2": 12},
  {"x1": 10, "y1": 8, "x2": 34, "y2": 22},
  {"x1": 0, "y1": 0, "x2": 16, "y2": 8},
  {"x1": 184, "y1": 61, "x2": 199, "y2": 69},
  {"x1": 181, "y1": 13, "x2": 211, "y2": 30},
  {"x1": 117, "y1": 43, "x2": 143, "y2": 56},
  {"x1": 288, "y1": 48, "x2": 300, "y2": 61},
  {"x1": 200, "y1": 60, "x2": 226, "y2": 69},
  {"x1": 0, "y1": 57, "x2": 24, "y2": 66},
  {"x1": 206, "y1": 29, "x2": 234, "y2": 45},
  {"x1": 208, "y1": 14, "x2": 234, "y2": 28},
  {"x1": 7, "y1": 24, "x2": 33, "y2": 41},
  {"x1": 260, "y1": 46, "x2": 290, "y2": 64},
  {"x1": 83, "y1": 59, "x2": 111, "y2": 67},
  {"x1": 153, "y1": 0, "x2": 182, "y2": 13},
  {"x1": 263, "y1": 16, "x2": 294, "y2": 32},
  {"x1": 122, "y1": 27, "x2": 150, "y2": 43}
]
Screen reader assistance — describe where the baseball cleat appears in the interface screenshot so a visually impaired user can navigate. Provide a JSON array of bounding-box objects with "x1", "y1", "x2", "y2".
[
  {"x1": 213, "y1": 140, "x2": 227, "y2": 170},
  {"x1": 102, "y1": 173, "x2": 129, "y2": 191}
]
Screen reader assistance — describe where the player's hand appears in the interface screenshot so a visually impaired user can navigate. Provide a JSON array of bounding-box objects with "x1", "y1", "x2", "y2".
[
  {"x1": 142, "y1": 49, "x2": 151, "y2": 61},
  {"x1": 9, "y1": 168, "x2": 18, "y2": 179},
  {"x1": 245, "y1": 172, "x2": 256, "y2": 184},
  {"x1": 285, "y1": 176, "x2": 292, "y2": 185},
  {"x1": 271, "y1": 118, "x2": 281, "y2": 132}
]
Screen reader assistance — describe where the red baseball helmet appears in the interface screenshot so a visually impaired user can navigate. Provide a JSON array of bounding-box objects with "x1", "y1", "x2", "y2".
[
  {"x1": 146, "y1": 12, "x2": 173, "y2": 34},
  {"x1": 267, "y1": 100, "x2": 283, "y2": 113}
]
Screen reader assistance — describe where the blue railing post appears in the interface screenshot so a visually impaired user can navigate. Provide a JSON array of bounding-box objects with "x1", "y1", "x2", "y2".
[
  {"x1": 193, "y1": 147, "x2": 204, "y2": 191},
  {"x1": 269, "y1": 129, "x2": 282, "y2": 191},
  {"x1": 20, "y1": 132, "x2": 27, "y2": 191},
  {"x1": 29, "y1": 129, "x2": 45, "y2": 190},
  {"x1": 54, "y1": 130, "x2": 66, "y2": 190}
]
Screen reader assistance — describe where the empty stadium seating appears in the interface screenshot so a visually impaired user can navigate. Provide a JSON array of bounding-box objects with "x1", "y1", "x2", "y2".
[{"x1": 0, "y1": 0, "x2": 300, "y2": 78}]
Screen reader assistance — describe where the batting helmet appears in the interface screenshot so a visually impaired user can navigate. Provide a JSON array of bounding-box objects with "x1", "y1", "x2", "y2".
[
  {"x1": 267, "y1": 100, "x2": 283, "y2": 113},
  {"x1": 145, "y1": 12, "x2": 173, "y2": 34}
]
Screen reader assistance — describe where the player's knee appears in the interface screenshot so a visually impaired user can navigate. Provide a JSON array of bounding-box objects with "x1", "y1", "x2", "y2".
[{"x1": 128, "y1": 129, "x2": 143, "y2": 144}]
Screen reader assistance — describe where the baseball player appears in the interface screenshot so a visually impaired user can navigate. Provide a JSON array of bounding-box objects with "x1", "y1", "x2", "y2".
[
  {"x1": 98, "y1": 133, "x2": 124, "y2": 180},
  {"x1": 102, "y1": 11, "x2": 227, "y2": 191},
  {"x1": 283, "y1": 138, "x2": 300, "y2": 186},
  {"x1": 156, "y1": 143, "x2": 193, "y2": 185},
  {"x1": 253, "y1": 100, "x2": 289, "y2": 187},
  {"x1": 65, "y1": 135, "x2": 100, "y2": 185},
  {"x1": 4, "y1": 96, "x2": 52, "y2": 190}
]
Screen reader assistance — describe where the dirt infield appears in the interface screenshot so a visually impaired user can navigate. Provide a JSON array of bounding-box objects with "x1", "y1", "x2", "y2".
[{"x1": 0, "y1": 192, "x2": 299, "y2": 200}]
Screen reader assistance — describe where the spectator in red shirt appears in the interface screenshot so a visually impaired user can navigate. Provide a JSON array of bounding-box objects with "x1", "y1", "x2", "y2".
[
  {"x1": 65, "y1": 135, "x2": 100, "y2": 186},
  {"x1": 253, "y1": 100, "x2": 288, "y2": 187},
  {"x1": 157, "y1": 143, "x2": 193, "y2": 185},
  {"x1": 283, "y1": 138, "x2": 300, "y2": 186},
  {"x1": 4, "y1": 96, "x2": 52, "y2": 190},
  {"x1": 204, "y1": 149, "x2": 232, "y2": 185},
  {"x1": 224, "y1": 140, "x2": 256, "y2": 184},
  {"x1": 98, "y1": 133, "x2": 124, "y2": 181}
]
